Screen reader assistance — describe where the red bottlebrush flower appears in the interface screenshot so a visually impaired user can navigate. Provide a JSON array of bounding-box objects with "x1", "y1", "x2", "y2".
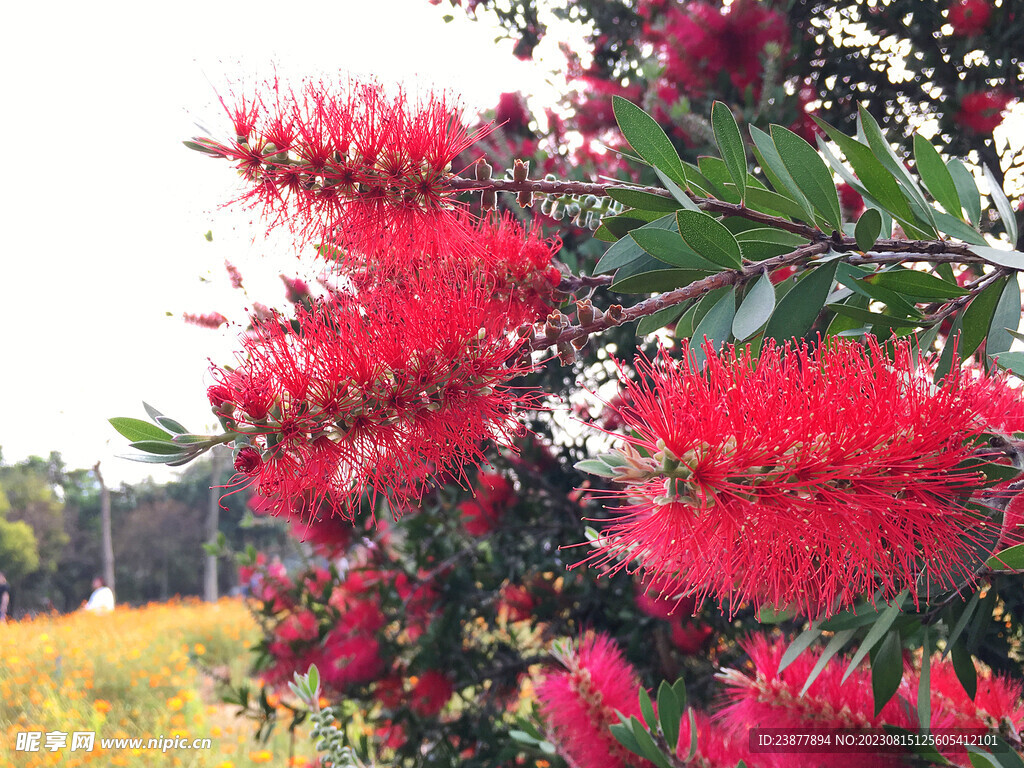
[
  {"x1": 410, "y1": 670, "x2": 454, "y2": 717},
  {"x1": 536, "y1": 632, "x2": 650, "y2": 768},
  {"x1": 948, "y1": 0, "x2": 992, "y2": 36},
  {"x1": 650, "y1": 0, "x2": 790, "y2": 98},
  {"x1": 718, "y1": 636, "x2": 910, "y2": 768},
  {"x1": 459, "y1": 470, "x2": 516, "y2": 536},
  {"x1": 280, "y1": 274, "x2": 311, "y2": 304},
  {"x1": 954, "y1": 91, "x2": 1011, "y2": 134},
  {"x1": 583, "y1": 338, "x2": 995, "y2": 619},
  {"x1": 922, "y1": 653, "x2": 1024, "y2": 734},
  {"x1": 313, "y1": 632, "x2": 385, "y2": 691},
  {"x1": 958, "y1": 365, "x2": 1024, "y2": 435},
  {"x1": 670, "y1": 620, "x2": 712, "y2": 654},
  {"x1": 194, "y1": 77, "x2": 492, "y2": 269},
  {"x1": 495, "y1": 92, "x2": 530, "y2": 133},
  {"x1": 207, "y1": 384, "x2": 233, "y2": 409},
  {"x1": 211, "y1": 270, "x2": 535, "y2": 520},
  {"x1": 676, "y1": 711, "x2": 752, "y2": 768},
  {"x1": 276, "y1": 610, "x2": 318, "y2": 644},
  {"x1": 635, "y1": 572, "x2": 696, "y2": 620},
  {"x1": 498, "y1": 583, "x2": 535, "y2": 622},
  {"x1": 837, "y1": 182, "x2": 866, "y2": 219},
  {"x1": 183, "y1": 312, "x2": 228, "y2": 329},
  {"x1": 234, "y1": 446, "x2": 263, "y2": 475}
]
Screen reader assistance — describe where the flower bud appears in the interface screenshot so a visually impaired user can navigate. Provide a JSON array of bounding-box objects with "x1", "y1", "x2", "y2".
[{"x1": 234, "y1": 446, "x2": 264, "y2": 475}]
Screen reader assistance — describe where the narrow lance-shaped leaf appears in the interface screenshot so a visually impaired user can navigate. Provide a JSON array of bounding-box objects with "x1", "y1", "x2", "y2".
[
  {"x1": 675, "y1": 210, "x2": 743, "y2": 269},
  {"x1": 983, "y1": 164, "x2": 1019, "y2": 245},
  {"x1": 871, "y1": 629, "x2": 904, "y2": 716},
  {"x1": 855, "y1": 209, "x2": 882, "y2": 252},
  {"x1": 913, "y1": 134, "x2": 961, "y2": 220},
  {"x1": 613, "y1": 96, "x2": 687, "y2": 188},
  {"x1": 732, "y1": 271, "x2": 775, "y2": 341},
  {"x1": 770, "y1": 125, "x2": 843, "y2": 233},
  {"x1": 712, "y1": 101, "x2": 747, "y2": 202},
  {"x1": 109, "y1": 417, "x2": 174, "y2": 443},
  {"x1": 842, "y1": 591, "x2": 906, "y2": 683},
  {"x1": 762, "y1": 261, "x2": 839, "y2": 345},
  {"x1": 948, "y1": 158, "x2": 981, "y2": 226}
]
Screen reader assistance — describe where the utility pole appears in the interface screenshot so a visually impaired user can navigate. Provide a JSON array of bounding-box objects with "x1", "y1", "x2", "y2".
[
  {"x1": 92, "y1": 462, "x2": 115, "y2": 594},
  {"x1": 204, "y1": 449, "x2": 226, "y2": 602}
]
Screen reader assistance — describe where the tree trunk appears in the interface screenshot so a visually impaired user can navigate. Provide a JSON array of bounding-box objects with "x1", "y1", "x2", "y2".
[
  {"x1": 92, "y1": 462, "x2": 115, "y2": 595},
  {"x1": 204, "y1": 450, "x2": 225, "y2": 602}
]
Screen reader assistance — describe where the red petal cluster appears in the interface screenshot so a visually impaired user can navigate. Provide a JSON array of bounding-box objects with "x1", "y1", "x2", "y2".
[
  {"x1": 536, "y1": 632, "x2": 650, "y2": 768},
  {"x1": 954, "y1": 91, "x2": 1011, "y2": 134},
  {"x1": 585, "y1": 338, "x2": 1001, "y2": 618},
  {"x1": 948, "y1": 0, "x2": 992, "y2": 36},
  {"x1": 458, "y1": 470, "x2": 516, "y2": 536},
  {"x1": 196, "y1": 77, "x2": 491, "y2": 267},
  {"x1": 212, "y1": 269, "x2": 534, "y2": 520},
  {"x1": 644, "y1": 0, "x2": 790, "y2": 98},
  {"x1": 718, "y1": 635, "x2": 1024, "y2": 767}
]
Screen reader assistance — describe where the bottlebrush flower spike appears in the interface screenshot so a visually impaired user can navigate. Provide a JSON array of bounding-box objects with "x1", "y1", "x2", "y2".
[
  {"x1": 210, "y1": 269, "x2": 534, "y2": 520},
  {"x1": 536, "y1": 632, "x2": 651, "y2": 768},
  {"x1": 582, "y1": 337, "x2": 1008, "y2": 619},
  {"x1": 190, "y1": 76, "x2": 492, "y2": 269}
]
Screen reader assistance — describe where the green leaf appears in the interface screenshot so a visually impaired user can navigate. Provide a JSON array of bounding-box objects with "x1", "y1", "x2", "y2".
[
  {"x1": 970, "y1": 246, "x2": 1024, "y2": 271},
  {"x1": 770, "y1": 125, "x2": 843, "y2": 232},
  {"x1": 611, "y1": 255, "x2": 709, "y2": 294},
  {"x1": 961, "y1": 278, "x2": 1009, "y2": 360},
  {"x1": 933, "y1": 210, "x2": 989, "y2": 246},
  {"x1": 712, "y1": 101, "x2": 747, "y2": 202},
  {"x1": 871, "y1": 629, "x2": 904, "y2": 716},
  {"x1": 984, "y1": 164, "x2": 1018, "y2": 244},
  {"x1": 734, "y1": 228, "x2": 809, "y2": 261},
  {"x1": 630, "y1": 716, "x2": 674, "y2": 768},
  {"x1": 684, "y1": 708, "x2": 698, "y2": 761},
  {"x1": 608, "y1": 187, "x2": 683, "y2": 212},
  {"x1": 671, "y1": 678, "x2": 688, "y2": 711},
  {"x1": 697, "y1": 156, "x2": 740, "y2": 201},
  {"x1": 639, "y1": 687, "x2": 657, "y2": 730},
  {"x1": 676, "y1": 210, "x2": 743, "y2": 269},
  {"x1": 968, "y1": 748, "x2": 1001, "y2": 768},
  {"x1": 749, "y1": 125, "x2": 816, "y2": 224},
  {"x1": 986, "y1": 543, "x2": 1024, "y2": 571},
  {"x1": 610, "y1": 721, "x2": 643, "y2": 756},
  {"x1": 689, "y1": 288, "x2": 736, "y2": 368},
  {"x1": 913, "y1": 134, "x2": 961, "y2": 219},
  {"x1": 857, "y1": 105, "x2": 936, "y2": 235},
  {"x1": 918, "y1": 625, "x2": 931, "y2": 730},
  {"x1": 842, "y1": 593, "x2": 906, "y2": 683},
  {"x1": 995, "y1": 351, "x2": 1024, "y2": 379},
  {"x1": 613, "y1": 97, "x2": 687, "y2": 187},
  {"x1": 779, "y1": 624, "x2": 823, "y2": 673},
  {"x1": 744, "y1": 187, "x2": 813, "y2": 221},
  {"x1": 653, "y1": 167, "x2": 702, "y2": 211},
  {"x1": 762, "y1": 261, "x2": 838, "y2": 344},
  {"x1": 155, "y1": 415, "x2": 189, "y2": 435},
  {"x1": 948, "y1": 158, "x2": 981, "y2": 226},
  {"x1": 637, "y1": 303, "x2": 688, "y2": 337},
  {"x1": 732, "y1": 272, "x2": 775, "y2": 340},
  {"x1": 865, "y1": 269, "x2": 967, "y2": 301},
  {"x1": 129, "y1": 439, "x2": 190, "y2": 455},
  {"x1": 813, "y1": 119, "x2": 916, "y2": 223},
  {"x1": 657, "y1": 681, "x2": 681, "y2": 753},
  {"x1": 574, "y1": 459, "x2": 617, "y2": 478},
  {"x1": 120, "y1": 452, "x2": 191, "y2": 464},
  {"x1": 109, "y1": 417, "x2": 174, "y2": 443},
  {"x1": 854, "y1": 209, "x2": 882, "y2": 252},
  {"x1": 630, "y1": 229, "x2": 719, "y2": 270},
  {"x1": 987, "y1": 278, "x2": 1022, "y2": 359},
  {"x1": 596, "y1": 214, "x2": 677, "y2": 274},
  {"x1": 951, "y1": 640, "x2": 977, "y2": 700},
  {"x1": 799, "y1": 629, "x2": 857, "y2": 696}
]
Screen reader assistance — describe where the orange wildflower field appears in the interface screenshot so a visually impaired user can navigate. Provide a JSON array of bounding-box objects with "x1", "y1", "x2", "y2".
[{"x1": 1, "y1": 598, "x2": 317, "y2": 767}]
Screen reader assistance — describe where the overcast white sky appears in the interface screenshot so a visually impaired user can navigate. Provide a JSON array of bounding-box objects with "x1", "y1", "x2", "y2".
[{"x1": 1, "y1": 0, "x2": 565, "y2": 485}]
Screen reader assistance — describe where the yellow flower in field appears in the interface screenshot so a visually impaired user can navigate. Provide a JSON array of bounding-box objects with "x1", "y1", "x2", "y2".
[
  {"x1": 94, "y1": 698, "x2": 112, "y2": 714},
  {"x1": 211, "y1": 726, "x2": 223, "y2": 737},
  {"x1": 167, "y1": 695, "x2": 184, "y2": 711},
  {"x1": 265, "y1": 692, "x2": 281, "y2": 709},
  {"x1": 217, "y1": 762, "x2": 234, "y2": 768},
  {"x1": 193, "y1": 643, "x2": 206, "y2": 655},
  {"x1": 250, "y1": 750, "x2": 273, "y2": 764}
]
